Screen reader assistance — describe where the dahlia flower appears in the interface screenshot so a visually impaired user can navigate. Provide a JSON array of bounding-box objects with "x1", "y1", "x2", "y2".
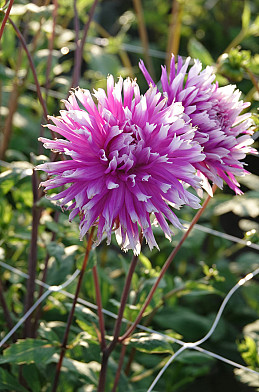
[
  {"x1": 139, "y1": 55, "x2": 256, "y2": 195},
  {"x1": 37, "y1": 76, "x2": 204, "y2": 254}
]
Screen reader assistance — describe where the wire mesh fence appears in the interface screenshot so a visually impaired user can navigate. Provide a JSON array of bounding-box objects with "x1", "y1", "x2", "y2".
[{"x1": 0, "y1": 220, "x2": 258, "y2": 391}]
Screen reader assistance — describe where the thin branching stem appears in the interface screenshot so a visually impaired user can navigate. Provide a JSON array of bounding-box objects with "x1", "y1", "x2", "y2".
[
  {"x1": 97, "y1": 232, "x2": 143, "y2": 392},
  {"x1": 245, "y1": 67, "x2": 259, "y2": 94},
  {"x1": 23, "y1": 169, "x2": 42, "y2": 338},
  {"x1": 45, "y1": 0, "x2": 58, "y2": 99},
  {"x1": 132, "y1": 0, "x2": 154, "y2": 79},
  {"x1": 111, "y1": 343, "x2": 127, "y2": 392},
  {"x1": 0, "y1": 0, "x2": 14, "y2": 41},
  {"x1": 72, "y1": 0, "x2": 81, "y2": 89},
  {"x1": 32, "y1": 210, "x2": 60, "y2": 336},
  {"x1": 166, "y1": 0, "x2": 183, "y2": 69},
  {"x1": 71, "y1": 0, "x2": 99, "y2": 88},
  {"x1": 0, "y1": 279, "x2": 16, "y2": 339},
  {"x1": 8, "y1": 17, "x2": 48, "y2": 121},
  {"x1": 119, "y1": 185, "x2": 217, "y2": 342},
  {"x1": 51, "y1": 227, "x2": 95, "y2": 392},
  {"x1": 92, "y1": 265, "x2": 106, "y2": 351}
]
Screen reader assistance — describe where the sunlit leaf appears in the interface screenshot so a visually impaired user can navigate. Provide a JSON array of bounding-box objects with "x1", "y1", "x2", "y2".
[{"x1": 128, "y1": 332, "x2": 174, "y2": 354}]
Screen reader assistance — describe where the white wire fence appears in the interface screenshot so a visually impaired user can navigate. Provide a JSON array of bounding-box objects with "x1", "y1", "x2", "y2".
[{"x1": 0, "y1": 218, "x2": 259, "y2": 391}]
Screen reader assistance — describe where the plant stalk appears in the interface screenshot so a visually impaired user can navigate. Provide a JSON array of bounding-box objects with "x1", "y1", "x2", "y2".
[
  {"x1": 0, "y1": 0, "x2": 14, "y2": 41},
  {"x1": 0, "y1": 279, "x2": 15, "y2": 339},
  {"x1": 119, "y1": 185, "x2": 217, "y2": 342},
  {"x1": 71, "y1": 0, "x2": 99, "y2": 88},
  {"x1": 111, "y1": 343, "x2": 127, "y2": 392},
  {"x1": 51, "y1": 227, "x2": 95, "y2": 392},
  {"x1": 23, "y1": 169, "x2": 42, "y2": 338},
  {"x1": 8, "y1": 17, "x2": 49, "y2": 121},
  {"x1": 132, "y1": 0, "x2": 154, "y2": 79},
  {"x1": 92, "y1": 265, "x2": 106, "y2": 351},
  {"x1": 166, "y1": 0, "x2": 183, "y2": 69},
  {"x1": 97, "y1": 232, "x2": 143, "y2": 392}
]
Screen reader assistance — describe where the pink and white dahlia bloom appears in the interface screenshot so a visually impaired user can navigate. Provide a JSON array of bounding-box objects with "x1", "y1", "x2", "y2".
[
  {"x1": 140, "y1": 55, "x2": 256, "y2": 195},
  {"x1": 37, "y1": 76, "x2": 204, "y2": 254}
]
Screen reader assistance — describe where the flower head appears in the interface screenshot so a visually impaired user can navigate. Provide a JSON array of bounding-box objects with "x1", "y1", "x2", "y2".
[
  {"x1": 38, "y1": 76, "x2": 204, "y2": 254},
  {"x1": 140, "y1": 55, "x2": 256, "y2": 195}
]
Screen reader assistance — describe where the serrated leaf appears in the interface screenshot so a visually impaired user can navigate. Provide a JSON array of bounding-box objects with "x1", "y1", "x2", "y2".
[
  {"x1": 0, "y1": 368, "x2": 28, "y2": 392},
  {"x1": 128, "y1": 332, "x2": 173, "y2": 354},
  {"x1": 0, "y1": 339, "x2": 57, "y2": 365},
  {"x1": 187, "y1": 38, "x2": 214, "y2": 66}
]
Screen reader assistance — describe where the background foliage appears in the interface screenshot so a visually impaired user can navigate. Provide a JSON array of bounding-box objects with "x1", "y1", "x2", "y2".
[{"x1": 0, "y1": 0, "x2": 259, "y2": 391}]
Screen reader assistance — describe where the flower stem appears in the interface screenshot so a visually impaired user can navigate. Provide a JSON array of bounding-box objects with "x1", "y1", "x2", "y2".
[
  {"x1": 97, "y1": 232, "x2": 143, "y2": 392},
  {"x1": 32, "y1": 211, "x2": 60, "y2": 336},
  {"x1": 71, "y1": 0, "x2": 99, "y2": 88},
  {"x1": 8, "y1": 17, "x2": 49, "y2": 121},
  {"x1": 51, "y1": 227, "x2": 95, "y2": 392},
  {"x1": 0, "y1": 279, "x2": 15, "y2": 339},
  {"x1": 132, "y1": 0, "x2": 154, "y2": 79},
  {"x1": 44, "y1": 0, "x2": 58, "y2": 99},
  {"x1": 111, "y1": 343, "x2": 127, "y2": 392},
  {"x1": 119, "y1": 185, "x2": 217, "y2": 342},
  {"x1": 92, "y1": 265, "x2": 106, "y2": 351},
  {"x1": 166, "y1": 0, "x2": 183, "y2": 69},
  {"x1": 0, "y1": 0, "x2": 14, "y2": 41},
  {"x1": 244, "y1": 66, "x2": 259, "y2": 94},
  {"x1": 23, "y1": 169, "x2": 42, "y2": 338}
]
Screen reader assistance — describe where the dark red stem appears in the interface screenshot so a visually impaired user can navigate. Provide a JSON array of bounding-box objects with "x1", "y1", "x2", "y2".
[
  {"x1": 71, "y1": 0, "x2": 99, "y2": 88},
  {"x1": 51, "y1": 227, "x2": 95, "y2": 392},
  {"x1": 45, "y1": 0, "x2": 58, "y2": 98},
  {"x1": 8, "y1": 17, "x2": 48, "y2": 121},
  {"x1": 23, "y1": 170, "x2": 42, "y2": 338},
  {"x1": 92, "y1": 265, "x2": 106, "y2": 351},
  {"x1": 119, "y1": 185, "x2": 217, "y2": 342},
  {"x1": 97, "y1": 232, "x2": 143, "y2": 392},
  {"x1": 0, "y1": 0, "x2": 14, "y2": 41},
  {"x1": 111, "y1": 343, "x2": 127, "y2": 392}
]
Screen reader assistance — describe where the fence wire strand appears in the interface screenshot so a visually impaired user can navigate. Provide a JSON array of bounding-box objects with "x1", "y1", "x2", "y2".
[
  {"x1": 147, "y1": 267, "x2": 259, "y2": 391},
  {"x1": 0, "y1": 268, "x2": 80, "y2": 348},
  {"x1": 0, "y1": 217, "x2": 258, "y2": 386},
  {"x1": 0, "y1": 259, "x2": 259, "y2": 389}
]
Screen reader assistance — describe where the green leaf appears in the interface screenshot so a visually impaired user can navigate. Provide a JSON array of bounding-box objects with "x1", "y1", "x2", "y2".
[
  {"x1": 175, "y1": 350, "x2": 216, "y2": 365},
  {"x1": 0, "y1": 339, "x2": 57, "y2": 365},
  {"x1": 37, "y1": 322, "x2": 60, "y2": 344},
  {"x1": 128, "y1": 332, "x2": 173, "y2": 354},
  {"x1": 88, "y1": 46, "x2": 121, "y2": 76},
  {"x1": 49, "y1": 354, "x2": 100, "y2": 385},
  {"x1": 77, "y1": 249, "x2": 97, "y2": 271},
  {"x1": 22, "y1": 364, "x2": 41, "y2": 392},
  {"x1": 138, "y1": 252, "x2": 152, "y2": 270},
  {"x1": 67, "y1": 303, "x2": 99, "y2": 324},
  {"x1": 0, "y1": 162, "x2": 33, "y2": 194},
  {"x1": 187, "y1": 38, "x2": 214, "y2": 66},
  {"x1": 242, "y1": 1, "x2": 251, "y2": 31},
  {"x1": 155, "y1": 306, "x2": 213, "y2": 341},
  {"x1": 214, "y1": 192, "x2": 259, "y2": 218},
  {"x1": 0, "y1": 368, "x2": 28, "y2": 392}
]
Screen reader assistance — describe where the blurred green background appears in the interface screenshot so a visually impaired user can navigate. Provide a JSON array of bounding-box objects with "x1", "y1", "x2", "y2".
[{"x1": 0, "y1": 0, "x2": 259, "y2": 391}]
